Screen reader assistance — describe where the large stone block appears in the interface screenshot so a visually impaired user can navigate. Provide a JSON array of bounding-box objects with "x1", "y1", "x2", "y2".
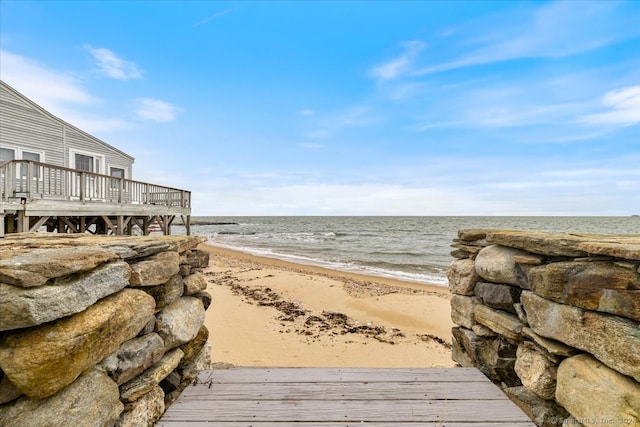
[
  {"x1": 185, "y1": 249, "x2": 210, "y2": 269},
  {"x1": 0, "y1": 261, "x2": 131, "y2": 331},
  {"x1": 451, "y1": 327, "x2": 479, "y2": 368},
  {"x1": 457, "y1": 229, "x2": 488, "y2": 241},
  {"x1": 487, "y1": 230, "x2": 640, "y2": 259},
  {"x1": 0, "y1": 247, "x2": 117, "y2": 288},
  {"x1": 576, "y1": 240, "x2": 640, "y2": 260},
  {"x1": 515, "y1": 344, "x2": 557, "y2": 400},
  {"x1": 192, "y1": 291, "x2": 212, "y2": 310},
  {"x1": 503, "y1": 385, "x2": 569, "y2": 427},
  {"x1": 0, "y1": 289, "x2": 155, "y2": 398},
  {"x1": 473, "y1": 304, "x2": 524, "y2": 342},
  {"x1": 0, "y1": 374, "x2": 22, "y2": 405},
  {"x1": 522, "y1": 291, "x2": 640, "y2": 382},
  {"x1": 556, "y1": 354, "x2": 640, "y2": 427},
  {"x1": 474, "y1": 281, "x2": 521, "y2": 314},
  {"x1": 142, "y1": 274, "x2": 184, "y2": 309},
  {"x1": 521, "y1": 327, "x2": 577, "y2": 358},
  {"x1": 183, "y1": 272, "x2": 208, "y2": 295},
  {"x1": 0, "y1": 369, "x2": 123, "y2": 427},
  {"x1": 486, "y1": 230, "x2": 589, "y2": 257},
  {"x1": 119, "y1": 348, "x2": 184, "y2": 402},
  {"x1": 475, "y1": 245, "x2": 532, "y2": 287},
  {"x1": 117, "y1": 385, "x2": 165, "y2": 427},
  {"x1": 163, "y1": 340, "x2": 212, "y2": 407},
  {"x1": 155, "y1": 296, "x2": 206, "y2": 351},
  {"x1": 179, "y1": 325, "x2": 209, "y2": 367},
  {"x1": 101, "y1": 333, "x2": 165, "y2": 385},
  {"x1": 97, "y1": 235, "x2": 204, "y2": 260},
  {"x1": 450, "y1": 295, "x2": 480, "y2": 329},
  {"x1": 451, "y1": 327, "x2": 519, "y2": 386},
  {"x1": 447, "y1": 259, "x2": 479, "y2": 295},
  {"x1": 129, "y1": 251, "x2": 180, "y2": 287},
  {"x1": 529, "y1": 261, "x2": 640, "y2": 321}
]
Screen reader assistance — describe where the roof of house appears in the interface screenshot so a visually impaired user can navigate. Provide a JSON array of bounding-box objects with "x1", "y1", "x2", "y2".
[{"x1": 0, "y1": 80, "x2": 134, "y2": 162}]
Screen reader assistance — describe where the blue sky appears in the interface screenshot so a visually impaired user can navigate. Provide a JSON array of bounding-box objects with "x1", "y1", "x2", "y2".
[{"x1": 1, "y1": 0, "x2": 639, "y2": 216}]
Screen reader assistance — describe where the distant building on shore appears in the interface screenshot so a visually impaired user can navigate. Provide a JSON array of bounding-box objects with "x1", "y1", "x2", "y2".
[{"x1": 0, "y1": 80, "x2": 191, "y2": 236}]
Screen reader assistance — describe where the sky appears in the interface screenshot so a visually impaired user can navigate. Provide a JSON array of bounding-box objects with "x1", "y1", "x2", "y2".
[{"x1": 1, "y1": 0, "x2": 639, "y2": 216}]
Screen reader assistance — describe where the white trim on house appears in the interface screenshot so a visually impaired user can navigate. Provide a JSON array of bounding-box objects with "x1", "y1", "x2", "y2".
[
  {"x1": 108, "y1": 163, "x2": 128, "y2": 179},
  {"x1": 69, "y1": 148, "x2": 105, "y2": 174},
  {"x1": 0, "y1": 143, "x2": 46, "y2": 163},
  {"x1": 1, "y1": 143, "x2": 46, "y2": 181}
]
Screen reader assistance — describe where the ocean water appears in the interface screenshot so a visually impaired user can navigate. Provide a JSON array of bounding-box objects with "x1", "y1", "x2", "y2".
[{"x1": 184, "y1": 216, "x2": 639, "y2": 287}]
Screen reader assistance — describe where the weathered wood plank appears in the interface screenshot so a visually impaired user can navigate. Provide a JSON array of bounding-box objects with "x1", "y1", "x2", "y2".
[
  {"x1": 180, "y1": 381, "x2": 507, "y2": 400},
  {"x1": 158, "y1": 368, "x2": 535, "y2": 426},
  {"x1": 159, "y1": 423, "x2": 535, "y2": 427},
  {"x1": 194, "y1": 367, "x2": 488, "y2": 384},
  {"x1": 160, "y1": 399, "x2": 531, "y2": 422}
]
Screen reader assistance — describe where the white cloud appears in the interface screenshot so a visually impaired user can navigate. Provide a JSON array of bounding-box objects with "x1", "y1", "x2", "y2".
[
  {"x1": 193, "y1": 7, "x2": 237, "y2": 27},
  {"x1": 412, "y1": 79, "x2": 586, "y2": 131},
  {"x1": 298, "y1": 109, "x2": 316, "y2": 116},
  {"x1": 134, "y1": 98, "x2": 181, "y2": 122},
  {"x1": 85, "y1": 45, "x2": 143, "y2": 80},
  {"x1": 414, "y1": 2, "x2": 640, "y2": 76},
  {"x1": 370, "y1": 40, "x2": 426, "y2": 82},
  {"x1": 183, "y1": 152, "x2": 640, "y2": 216},
  {"x1": 0, "y1": 49, "x2": 132, "y2": 133},
  {"x1": 580, "y1": 86, "x2": 640, "y2": 126},
  {"x1": 543, "y1": 166, "x2": 640, "y2": 178},
  {"x1": 0, "y1": 49, "x2": 95, "y2": 107}
]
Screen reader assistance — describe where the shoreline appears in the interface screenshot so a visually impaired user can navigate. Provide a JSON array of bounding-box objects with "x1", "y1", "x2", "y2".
[
  {"x1": 201, "y1": 242, "x2": 450, "y2": 295},
  {"x1": 201, "y1": 240, "x2": 449, "y2": 288},
  {"x1": 198, "y1": 243, "x2": 456, "y2": 368}
]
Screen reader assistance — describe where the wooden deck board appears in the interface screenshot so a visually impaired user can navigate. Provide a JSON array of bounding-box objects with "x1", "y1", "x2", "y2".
[
  {"x1": 158, "y1": 368, "x2": 535, "y2": 426},
  {"x1": 178, "y1": 381, "x2": 507, "y2": 400},
  {"x1": 191, "y1": 367, "x2": 489, "y2": 383},
  {"x1": 160, "y1": 424, "x2": 536, "y2": 427}
]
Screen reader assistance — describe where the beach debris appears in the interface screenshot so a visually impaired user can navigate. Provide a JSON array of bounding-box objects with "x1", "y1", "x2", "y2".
[
  {"x1": 207, "y1": 266, "x2": 452, "y2": 349},
  {"x1": 417, "y1": 334, "x2": 452, "y2": 349}
]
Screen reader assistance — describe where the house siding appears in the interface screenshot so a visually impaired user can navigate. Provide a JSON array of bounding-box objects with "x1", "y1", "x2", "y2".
[
  {"x1": 0, "y1": 81, "x2": 133, "y2": 178},
  {"x1": 0, "y1": 87, "x2": 64, "y2": 166}
]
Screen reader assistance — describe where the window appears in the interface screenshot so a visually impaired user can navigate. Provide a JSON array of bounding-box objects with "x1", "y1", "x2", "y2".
[
  {"x1": 110, "y1": 167, "x2": 126, "y2": 189},
  {"x1": 21, "y1": 151, "x2": 41, "y2": 179},
  {"x1": 1, "y1": 147, "x2": 44, "y2": 179},
  {"x1": 75, "y1": 153, "x2": 94, "y2": 172},
  {"x1": 110, "y1": 167, "x2": 125, "y2": 179},
  {"x1": 0, "y1": 148, "x2": 15, "y2": 161},
  {"x1": 70, "y1": 150, "x2": 104, "y2": 174}
]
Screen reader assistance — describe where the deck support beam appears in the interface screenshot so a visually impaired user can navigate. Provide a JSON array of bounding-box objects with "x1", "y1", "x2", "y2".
[
  {"x1": 28, "y1": 216, "x2": 50, "y2": 232},
  {"x1": 2, "y1": 213, "x2": 187, "y2": 236}
]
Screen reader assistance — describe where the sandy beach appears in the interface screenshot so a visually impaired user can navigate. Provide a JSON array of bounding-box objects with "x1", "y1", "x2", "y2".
[{"x1": 199, "y1": 243, "x2": 456, "y2": 368}]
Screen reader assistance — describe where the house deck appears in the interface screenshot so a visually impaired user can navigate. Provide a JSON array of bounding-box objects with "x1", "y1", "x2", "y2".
[
  {"x1": 1, "y1": 160, "x2": 190, "y2": 236},
  {"x1": 158, "y1": 367, "x2": 534, "y2": 426}
]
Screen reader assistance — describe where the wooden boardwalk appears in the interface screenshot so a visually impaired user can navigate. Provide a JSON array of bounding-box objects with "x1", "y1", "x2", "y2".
[{"x1": 158, "y1": 367, "x2": 534, "y2": 426}]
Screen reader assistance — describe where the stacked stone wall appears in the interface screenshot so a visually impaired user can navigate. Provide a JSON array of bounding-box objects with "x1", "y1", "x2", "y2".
[
  {"x1": 448, "y1": 229, "x2": 639, "y2": 427},
  {"x1": 0, "y1": 233, "x2": 212, "y2": 426}
]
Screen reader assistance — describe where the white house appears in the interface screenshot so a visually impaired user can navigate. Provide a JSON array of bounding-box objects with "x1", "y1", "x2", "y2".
[
  {"x1": 0, "y1": 80, "x2": 191, "y2": 236},
  {"x1": 0, "y1": 80, "x2": 134, "y2": 181}
]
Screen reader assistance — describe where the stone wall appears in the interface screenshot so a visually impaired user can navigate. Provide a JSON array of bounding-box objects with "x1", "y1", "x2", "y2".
[
  {"x1": 0, "y1": 233, "x2": 212, "y2": 426},
  {"x1": 448, "y1": 230, "x2": 639, "y2": 427}
]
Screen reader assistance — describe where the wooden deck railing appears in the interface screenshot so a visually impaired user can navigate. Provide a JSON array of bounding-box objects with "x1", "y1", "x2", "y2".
[{"x1": 0, "y1": 160, "x2": 190, "y2": 208}]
